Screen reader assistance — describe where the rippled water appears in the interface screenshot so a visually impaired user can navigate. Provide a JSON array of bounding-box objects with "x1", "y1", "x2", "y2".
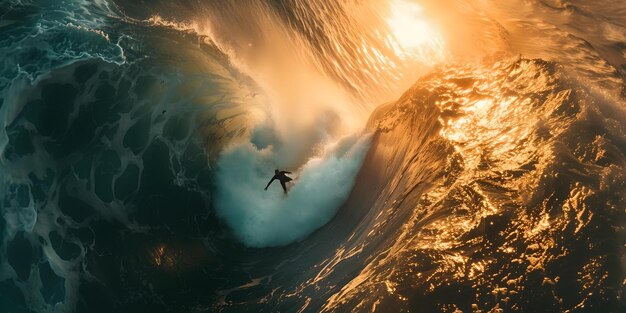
[{"x1": 0, "y1": 0, "x2": 624, "y2": 312}]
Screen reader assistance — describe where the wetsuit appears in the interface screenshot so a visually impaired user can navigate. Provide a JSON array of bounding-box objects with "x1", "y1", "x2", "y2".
[{"x1": 265, "y1": 171, "x2": 293, "y2": 194}]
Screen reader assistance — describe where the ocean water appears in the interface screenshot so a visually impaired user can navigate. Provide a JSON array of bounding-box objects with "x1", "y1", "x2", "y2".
[{"x1": 0, "y1": 0, "x2": 624, "y2": 312}]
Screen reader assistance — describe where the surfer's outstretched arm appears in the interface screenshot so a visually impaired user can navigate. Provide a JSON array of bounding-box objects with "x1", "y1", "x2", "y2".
[
  {"x1": 280, "y1": 171, "x2": 292, "y2": 174},
  {"x1": 264, "y1": 177, "x2": 275, "y2": 190}
]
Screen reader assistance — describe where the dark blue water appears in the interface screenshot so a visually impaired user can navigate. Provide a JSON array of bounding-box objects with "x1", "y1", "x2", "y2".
[{"x1": 1, "y1": 1, "x2": 625, "y2": 312}]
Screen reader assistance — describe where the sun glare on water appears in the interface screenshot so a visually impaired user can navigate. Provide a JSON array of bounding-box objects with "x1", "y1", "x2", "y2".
[{"x1": 386, "y1": 0, "x2": 445, "y2": 62}]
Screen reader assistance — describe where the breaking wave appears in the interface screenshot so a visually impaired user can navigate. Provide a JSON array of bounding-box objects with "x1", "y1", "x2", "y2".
[{"x1": 0, "y1": 0, "x2": 624, "y2": 312}]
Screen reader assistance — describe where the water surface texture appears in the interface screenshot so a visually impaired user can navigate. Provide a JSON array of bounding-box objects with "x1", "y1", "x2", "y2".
[{"x1": 0, "y1": 0, "x2": 624, "y2": 312}]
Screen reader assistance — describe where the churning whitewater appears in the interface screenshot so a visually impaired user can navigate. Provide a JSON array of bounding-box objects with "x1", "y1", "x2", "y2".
[
  {"x1": 214, "y1": 134, "x2": 371, "y2": 247},
  {"x1": 0, "y1": 0, "x2": 624, "y2": 313}
]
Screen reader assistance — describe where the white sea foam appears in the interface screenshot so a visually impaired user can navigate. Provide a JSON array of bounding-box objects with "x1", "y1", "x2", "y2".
[{"x1": 213, "y1": 133, "x2": 371, "y2": 247}]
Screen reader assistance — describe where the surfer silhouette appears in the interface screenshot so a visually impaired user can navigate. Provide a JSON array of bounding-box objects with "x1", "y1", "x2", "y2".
[{"x1": 264, "y1": 169, "x2": 293, "y2": 194}]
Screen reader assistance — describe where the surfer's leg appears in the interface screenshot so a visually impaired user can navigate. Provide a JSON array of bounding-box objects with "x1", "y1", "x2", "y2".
[{"x1": 280, "y1": 181, "x2": 287, "y2": 194}]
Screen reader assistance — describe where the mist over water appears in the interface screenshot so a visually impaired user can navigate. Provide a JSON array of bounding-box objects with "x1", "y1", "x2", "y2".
[
  {"x1": 214, "y1": 134, "x2": 371, "y2": 247},
  {"x1": 0, "y1": 0, "x2": 625, "y2": 312}
]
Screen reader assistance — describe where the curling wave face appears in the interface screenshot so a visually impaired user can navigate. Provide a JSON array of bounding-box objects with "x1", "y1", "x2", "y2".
[
  {"x1": 0, "y1": 0, "x2": 625, "y2": 312},
  {"x1": 314, "y1": 58, "x2": 626, "y2": 312}
]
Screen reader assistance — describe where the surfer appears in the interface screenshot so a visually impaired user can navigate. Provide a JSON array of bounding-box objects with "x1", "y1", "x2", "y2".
[{"x1": 264, "y1": 169, "x2": 293, "y2": 194}]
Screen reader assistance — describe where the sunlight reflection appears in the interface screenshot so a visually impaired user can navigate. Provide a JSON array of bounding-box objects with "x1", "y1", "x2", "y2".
[{"x1": 386, "y1": 0, "x2": 445, "y2": 61}]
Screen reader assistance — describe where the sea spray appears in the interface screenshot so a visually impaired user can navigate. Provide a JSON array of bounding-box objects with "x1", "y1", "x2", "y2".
[{"x1": 213, "y1": 133, "x2": 371, "y2": 247}]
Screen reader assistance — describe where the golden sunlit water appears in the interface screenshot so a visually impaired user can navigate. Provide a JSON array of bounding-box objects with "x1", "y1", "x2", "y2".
[
  {"x1": 386, "y1": 0, "x2": 446, "y2": 62},
  {"x1": 1, "y1": 0, "x2": 624, "y2": 312},
  {"x1": 314, "y1": 57, "x2": 625, "y2": 312}
]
